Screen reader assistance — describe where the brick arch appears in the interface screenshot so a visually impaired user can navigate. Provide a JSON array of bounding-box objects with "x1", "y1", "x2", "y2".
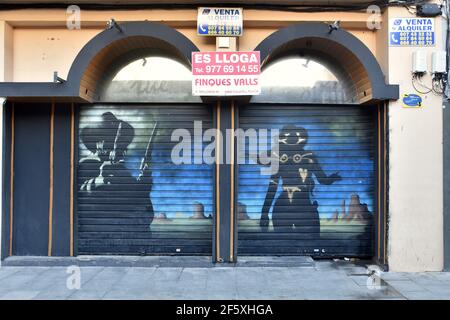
[
  {"x1": 255, "y1": 22, "x2": 398, "y2": 103},
  {"x1": 66, "y1": 21, "x2": 198, "y2": 102}
]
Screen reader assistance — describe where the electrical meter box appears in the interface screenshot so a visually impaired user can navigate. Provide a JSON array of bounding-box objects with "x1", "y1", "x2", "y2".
[
  {"x1": 431, "y1": 51, "x2": 447, "y2": 74},
  {"x1": 412, "y1": 51, "x2": 427, "y2": 74}
]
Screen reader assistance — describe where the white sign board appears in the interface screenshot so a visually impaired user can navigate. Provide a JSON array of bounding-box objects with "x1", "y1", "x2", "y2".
[
  {"x1": 389, "y1": 17, "x2": 435, "y2": 46},
  {"x1": 197, "y1": 7, "x2": 243, "y2": 37},
  {"x1": 192, "y1": 51, "x2": 260, "y2": 96}
]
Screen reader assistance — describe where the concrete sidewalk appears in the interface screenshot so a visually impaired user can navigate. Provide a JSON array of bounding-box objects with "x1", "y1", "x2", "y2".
[{"x1": 0, "y1": 257, "x2": 449, "y2": 300}]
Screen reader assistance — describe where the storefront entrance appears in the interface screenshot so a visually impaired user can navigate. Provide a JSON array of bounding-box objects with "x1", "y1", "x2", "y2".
[
  {"x1": 77, "y1": 104, "x2": 214, "y2": 255},
  {"x1": 237, "y1": 104, "x2": 376, "y2": 257},
  {"x1": 0, "y1": 21, "x2": 396, "y2": 264}
]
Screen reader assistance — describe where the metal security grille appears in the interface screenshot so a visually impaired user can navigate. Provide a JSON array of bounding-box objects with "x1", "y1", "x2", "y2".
[
  {"x1": 237, "y1": 105, "x2": 376, "y2": 257},
  {"x1": 77, "y1": 104, "x2": 213, "y2": 255}
]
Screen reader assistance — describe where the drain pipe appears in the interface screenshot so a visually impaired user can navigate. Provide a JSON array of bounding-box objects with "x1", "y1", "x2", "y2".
[{"x1": 0, "y1": 97, "x2": 5, "y2": 267}]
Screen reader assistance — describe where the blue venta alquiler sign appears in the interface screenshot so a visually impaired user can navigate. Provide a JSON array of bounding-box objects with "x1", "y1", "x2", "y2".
[
  {"x1": 389, "y1": 18, "x2": 435, "y2": 46},
  {"x1": 197, "y1": 7, "x2": 243, "y2": 37}
]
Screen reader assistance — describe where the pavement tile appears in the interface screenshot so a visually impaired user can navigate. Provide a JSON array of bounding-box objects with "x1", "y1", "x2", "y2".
[
  {"x1": 203, "y1": 291, "x2": 238, "y2": 300},
  {"x1": 296, "y1": 278, "x2": 359, "y2": 292},
  {"x1": 303, "y1": 291, "x2": 360, "y2": 300},
  {"x1": 179, "y1": 268, "x2": 209, "y2": 284},
  {"x1": 19, "y1": 269, "x2": 69, "y2": 291},
  {"x1": 179, "y1": 290, "x2": 214, "y2": 300},
  {"x1": 151, "y1": 267, "x2": 183, "y2": 281},
  {"x1": 0, "y1": 267, "x2": 23, "y2": 281},
  {"x1": 384, "y1": 279, "x2": 426, "y2": 293},
  {"x1": 429, "y1": 272, "x2": 450, "y2": 282},
  {"x1": 401, "y1": 291, "x2": 443, "y2": 300},
  {"x1": 77, "y1": 267, "x2": 106, "y2": 285},
  {"x1": 408, "y1": 274, "x2": 443, "y2": 286},
  {"x1": 359, "y1": 287, "x2": 405, "y2": 300},
  {"x1": 380, "y1": 272, "x2": 413, "y2": 281},
  {"x1": 0, "y1": 290, "x2": 40, "y2": 300},
  {"x1": 68, "y1": 290, "x2": 108, "y2": 300},
  {"x1": 110, "y1": 276, "x2": 153, "y2": 290},
  {"x1": 32, "y1": 287, "x2": 76, "y2": 300},
  {"x1": 420, "y1": 285, "x2": 450, "y2": 297},
  {"x1": 237, "y1": 290, "x2": 286, "y2": 300},
  {"x1": 102, "y1": 291, "x2": 148, "y2": 300},
  {"x1": 111, "y1": 275, "x2": 155, "y2": 290},
  {"x1": 76, "y1": 267, "x2": 128, "y2": 293},
  {"x1": 349, "y1": 275, "x2": 372, "y2": 286},
  {"x1": 0, "y1": 274, "x2": 41, "y2": 292},
  {"x1": 125, "y1": 267, "x2": 157, "y2": 276}
]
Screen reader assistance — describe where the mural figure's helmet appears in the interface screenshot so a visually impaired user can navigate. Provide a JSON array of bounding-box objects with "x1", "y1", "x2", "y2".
[
  {"x1": 279, "y1": 124, "x2": 308, "y2": 148},
  {"x1": 80, "y1": 111, "x2": 135, "y2": 157}
]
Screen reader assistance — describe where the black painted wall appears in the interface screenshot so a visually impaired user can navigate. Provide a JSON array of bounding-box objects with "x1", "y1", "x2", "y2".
[
  {"x1": 52, "y1": 104, "x2": 72, "y2": 256},
  {"x1": 12, "y1": 104, "x2": 51, "y2": 255},
  {"x1": 1, "y1": 102, "x2": 12, "y2": 260},
  {"x1": 1, "y1": 103, "x2": 73, "y2": 258}
]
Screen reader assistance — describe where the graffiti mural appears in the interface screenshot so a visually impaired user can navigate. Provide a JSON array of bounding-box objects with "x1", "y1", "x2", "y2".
[
  {"x1": 79, "y1": 111, "x2": 155, "y2": 227},
  {"x1": 238, "y1": 105, "x2": 375, "y2": 257},
  {"x1": 260, "y1": 125, "x2": 342, "y2": 235},
  {"x1": 77, "y1": 105, "x2": 213, "y2": 255}
]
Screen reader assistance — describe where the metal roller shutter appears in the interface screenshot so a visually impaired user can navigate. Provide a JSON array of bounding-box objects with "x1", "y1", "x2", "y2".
[
  {"x1": 238, "y1": 105, "x2": 376, "y2": 257},
  {"x1": 77, "y1": 104, "x2": 213, "y2": 255}
]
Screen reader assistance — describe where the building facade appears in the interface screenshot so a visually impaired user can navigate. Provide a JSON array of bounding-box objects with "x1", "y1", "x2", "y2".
[{"x1": 0, "y1": 1, "x2": 446, "y2": 271}]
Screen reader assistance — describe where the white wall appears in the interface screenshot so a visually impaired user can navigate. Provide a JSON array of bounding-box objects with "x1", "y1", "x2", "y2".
[
  {"x1": 13, "y1": 28, "x2": 100, "y2": 82},
  {"x1": 386, "y1": 6, "x2": 444, "y2": 271}
]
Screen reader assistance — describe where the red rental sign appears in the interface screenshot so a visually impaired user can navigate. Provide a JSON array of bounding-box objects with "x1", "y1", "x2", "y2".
[{"x1": 192, "y1": 51, "x2": 261, "y2": 96}]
